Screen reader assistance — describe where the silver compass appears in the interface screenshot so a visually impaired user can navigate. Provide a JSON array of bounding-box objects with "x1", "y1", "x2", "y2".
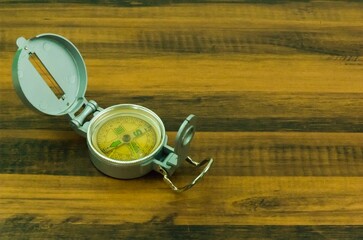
[{"x1": 12, "y1": 33, "x2": 213, "y2": 192}]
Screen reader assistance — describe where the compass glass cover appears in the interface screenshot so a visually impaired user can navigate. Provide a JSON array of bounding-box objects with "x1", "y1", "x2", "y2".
[{"x1": 91, "y1": 107, "x2": 163, "y2": 161}]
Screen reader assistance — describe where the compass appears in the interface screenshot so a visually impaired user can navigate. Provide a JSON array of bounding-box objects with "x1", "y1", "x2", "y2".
[
  {"x1": 91, "y1": 105, "x2": 162, "y2": 162},
  {"x1": 12, "y1": 33, "x2": 213, "y2": 192}
]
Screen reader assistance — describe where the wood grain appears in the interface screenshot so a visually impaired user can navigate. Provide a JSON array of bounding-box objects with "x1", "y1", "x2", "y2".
[
  {"x1": 1, "y1": 174, "x2": 363, "y2": 225},
  {"x1": 0, "y1": 1, "x2": 363, "y2": 239},
  {"x1": 1, "y1": 130, "x2": 363, "y2": 176},
  {"x1": 2, "y1": 90, "x2": 363, "y2": 131}
]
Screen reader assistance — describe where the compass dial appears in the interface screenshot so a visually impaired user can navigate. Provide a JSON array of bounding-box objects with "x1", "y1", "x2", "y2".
[
  {"x1": 96, "y1": 116, "x2": 158, "y2": 160},
  {"x1": 90, "y1": 105, "x2": 164, "y2": 162}
]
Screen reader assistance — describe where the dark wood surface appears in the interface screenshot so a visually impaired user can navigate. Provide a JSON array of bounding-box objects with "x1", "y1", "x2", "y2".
[{"x1": 1, "y1": 1, "x2": 363, "y2": 239}]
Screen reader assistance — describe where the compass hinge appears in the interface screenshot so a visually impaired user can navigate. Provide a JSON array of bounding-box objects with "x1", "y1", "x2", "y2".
[{"x1": 70, "y1": 100, "x2": 101, "y2": 137}]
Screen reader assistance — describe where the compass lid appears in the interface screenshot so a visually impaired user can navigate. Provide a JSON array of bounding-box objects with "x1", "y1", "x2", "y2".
[{"x1": 12, "y1": 33, "x2": 87, "y2": 116}]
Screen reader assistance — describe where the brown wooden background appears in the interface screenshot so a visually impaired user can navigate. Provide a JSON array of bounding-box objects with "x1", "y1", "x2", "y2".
[{"x1": 1, "y1": 0, "x2": 363, "y2": 239}]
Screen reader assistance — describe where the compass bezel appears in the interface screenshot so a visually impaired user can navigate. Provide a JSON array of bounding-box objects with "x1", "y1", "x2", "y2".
[{"x1": 87, "y1": 104, "x2": 166, "y2": 167}]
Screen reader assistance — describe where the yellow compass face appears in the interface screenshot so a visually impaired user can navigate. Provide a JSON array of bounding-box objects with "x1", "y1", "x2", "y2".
[{"x1": 94, "y1": 115, "x2": 160, "y2": 161}]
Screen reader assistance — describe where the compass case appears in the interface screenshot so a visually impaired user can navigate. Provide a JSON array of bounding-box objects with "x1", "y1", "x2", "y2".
[{"x1": 86, "y1": 104, "x2": 168, "y2": 179}]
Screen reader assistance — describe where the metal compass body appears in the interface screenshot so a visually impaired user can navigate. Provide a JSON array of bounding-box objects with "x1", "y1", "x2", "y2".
[{"x1": 12, "y1": 33, "x2": 213, "y2": 192}]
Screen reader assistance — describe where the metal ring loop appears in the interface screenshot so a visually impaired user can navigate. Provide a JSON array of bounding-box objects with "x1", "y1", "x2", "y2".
[{"x1": 158, "y1": 156, "x2": 214, "y2": 193}]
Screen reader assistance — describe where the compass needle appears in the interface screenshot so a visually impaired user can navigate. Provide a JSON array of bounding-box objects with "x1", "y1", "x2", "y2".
[{"x1": 110, "y1": 140, "x2": 122, "y2": 148}]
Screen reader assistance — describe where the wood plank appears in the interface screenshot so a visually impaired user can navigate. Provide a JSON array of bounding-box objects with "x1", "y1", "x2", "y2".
[
  {"x1": 1, "y1": 221, "x2": 363, "y2": 240},
  {"x1": 3, "y1": 49, "x2": 363, "y2": 93},
  {"x1": 1, "y1": 2, "x2": 362, "y2": 92},
  {"x1": 1, "y1": 130, "x2": 363, "y2": 176},
  {"x1": 0, "y1": 174, "x2": 363, "y2": 225},
  {"x1": 1, "y1": 90, "x2": 363, "y2": 132}
]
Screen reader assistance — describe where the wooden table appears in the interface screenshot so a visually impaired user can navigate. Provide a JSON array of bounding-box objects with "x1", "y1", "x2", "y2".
[{"x1": 1, "y1": 1, "x2": 362, "y2": 239}]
